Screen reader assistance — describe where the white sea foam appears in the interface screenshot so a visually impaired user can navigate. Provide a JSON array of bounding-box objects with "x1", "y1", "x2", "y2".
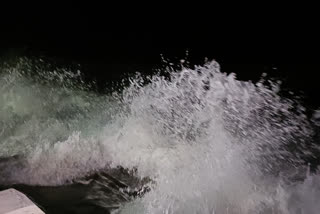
[{"x1": 0, "y1": 58, "x2": 319, "y2": 213}]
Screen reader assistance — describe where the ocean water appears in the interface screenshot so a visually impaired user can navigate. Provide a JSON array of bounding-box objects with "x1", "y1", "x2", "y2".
[{"x1": 0, "y1": 58, "x2": 320, "y2": 213}]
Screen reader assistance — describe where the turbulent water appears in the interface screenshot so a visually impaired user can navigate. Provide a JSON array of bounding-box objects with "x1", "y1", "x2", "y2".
[{"x1": 1, "y1": 58, "x2": 320, "y2": 213}]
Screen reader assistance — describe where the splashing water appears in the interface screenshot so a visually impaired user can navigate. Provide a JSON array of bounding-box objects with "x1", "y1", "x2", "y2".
[{"x1": 0, "y1": 58, "x2": 319, "y2": 213}]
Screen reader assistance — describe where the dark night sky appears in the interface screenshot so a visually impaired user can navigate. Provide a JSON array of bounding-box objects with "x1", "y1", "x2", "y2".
[{"x1": 0, "y1": 9, "x2": 319, "y2": 107}]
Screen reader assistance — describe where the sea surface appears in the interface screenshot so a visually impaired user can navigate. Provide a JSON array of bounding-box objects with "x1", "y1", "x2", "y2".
[{"x1": 1, "y1": 58, "x2": 320, "y2": 213}]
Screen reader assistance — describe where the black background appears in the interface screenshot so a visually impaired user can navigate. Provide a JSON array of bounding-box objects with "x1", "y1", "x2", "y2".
[{"x1": 0, "y1": 7, "x2": 319, "y2": 108}]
